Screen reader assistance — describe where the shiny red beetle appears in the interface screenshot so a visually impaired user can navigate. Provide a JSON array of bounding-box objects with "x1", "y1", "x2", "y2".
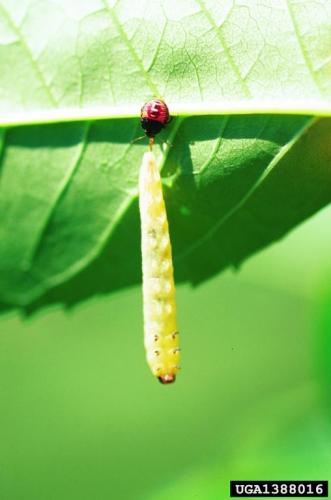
[{"x1": 140, "y1": 99, "x2": 171, "y2": 139}]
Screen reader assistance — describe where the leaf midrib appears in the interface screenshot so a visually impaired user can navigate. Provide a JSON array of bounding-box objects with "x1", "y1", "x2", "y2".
[{"x1": 1, "y1": 99, "x2": 330, "y2": 128}]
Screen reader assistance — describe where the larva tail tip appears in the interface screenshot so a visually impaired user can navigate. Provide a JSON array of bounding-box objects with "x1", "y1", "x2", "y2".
[{"x1": 158, "y1": 374, "x2": 176, "y2": 385}]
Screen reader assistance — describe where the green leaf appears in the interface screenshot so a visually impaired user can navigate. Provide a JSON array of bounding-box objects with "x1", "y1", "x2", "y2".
[{"x1": 0, "y1": 0, "x2": 331, "y2": 310}]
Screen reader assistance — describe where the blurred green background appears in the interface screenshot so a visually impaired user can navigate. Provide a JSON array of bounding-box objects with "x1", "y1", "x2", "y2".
[{"x1": 1, "y1": 204, "x2": 331, "y2": 500}]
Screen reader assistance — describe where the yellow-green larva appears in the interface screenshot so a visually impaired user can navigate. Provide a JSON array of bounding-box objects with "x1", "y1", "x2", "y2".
[{"x1": 139, "y1": 151, "x2": 180, "y2": 384}]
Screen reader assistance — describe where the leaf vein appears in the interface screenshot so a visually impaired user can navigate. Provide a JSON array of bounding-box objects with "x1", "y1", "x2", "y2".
[
  {"x1": 284, "y1": 0, "x2": 319, "y2": 89},
  {"x1": 102, "y1": 0, "x2": 160, "y2": 97},
  {"x1": 146, "y1": 20, "x2": 168, "y2": 74},
  {"x1": 27, "y1": 122, "x2": 91, "y2": 266},
  {"x1": 195, "y1": 0, "x2": 251, "y2": 98},
  {"x1": 0, "y1": 4, "x2": 58, "y2": 106},
  {"x1": 199, "y1": 116, "x2": 230, "y2": 173}
]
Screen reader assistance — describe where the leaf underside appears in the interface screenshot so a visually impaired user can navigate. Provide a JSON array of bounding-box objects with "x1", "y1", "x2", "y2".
[{"x1": 0, "y1": 0, "x2": 330, "y2": 312}]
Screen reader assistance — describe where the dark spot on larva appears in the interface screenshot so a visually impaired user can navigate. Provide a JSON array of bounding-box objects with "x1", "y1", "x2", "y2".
[
  {"x1": 173, "y1": 348, "x2": 181, "y2": 354},
  {"x1": 158, "y1": 374, "x2": 176, "y2": 384},
  {"x1": 148, "y1": 228, "x2": 157, "y2": 238},
  {"x1": 154, "y1": 350, "x2": 160, "y2": 356},
  {"x1": 154, "y1": 334, "x2": 159, "y2": 342},
  {"x1": 172, "y1": 331, "x2": 179, "y2": 339}
]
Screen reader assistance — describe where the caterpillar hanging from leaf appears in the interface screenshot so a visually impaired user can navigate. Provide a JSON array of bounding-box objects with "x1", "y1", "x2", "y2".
[{"x1": 138, "y1": 101, "x2": 180, "y2": 383}]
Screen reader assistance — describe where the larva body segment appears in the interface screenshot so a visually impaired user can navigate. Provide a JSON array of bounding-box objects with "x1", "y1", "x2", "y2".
[{"x1": 139, "y1": 152, "x2": 180, "y2": 384}]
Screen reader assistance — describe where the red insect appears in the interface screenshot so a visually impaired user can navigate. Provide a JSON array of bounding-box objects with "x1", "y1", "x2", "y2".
[{"x1": 140, "y1": 99, "x2": 171, "y2": 147}]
